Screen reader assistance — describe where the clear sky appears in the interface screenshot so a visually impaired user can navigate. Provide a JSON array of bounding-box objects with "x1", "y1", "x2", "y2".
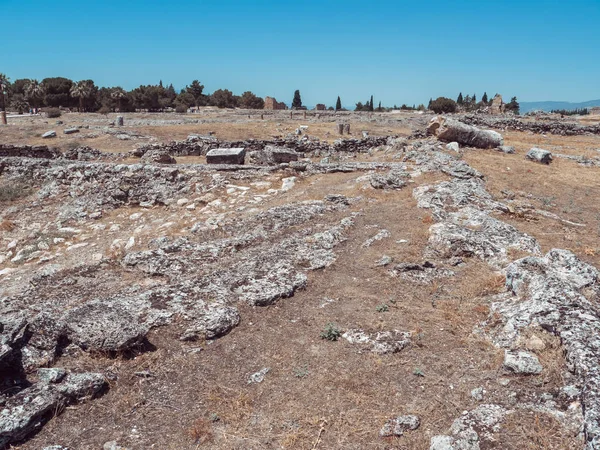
[{"x1": 3, "y1": 0, "x2": 599, "y2": 108}]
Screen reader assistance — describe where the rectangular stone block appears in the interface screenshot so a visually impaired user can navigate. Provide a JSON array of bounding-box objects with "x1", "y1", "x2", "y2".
[
  {"x1": 271, "y1": 148, "x2": 299, "y2": 163},
  {"x1": 206, "y1": 148, "x2": 246, "y2": 165}
]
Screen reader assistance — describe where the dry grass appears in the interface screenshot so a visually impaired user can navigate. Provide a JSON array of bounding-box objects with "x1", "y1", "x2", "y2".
[
  {"x1": 500, "y1": 411, "x2": 583, "y2": 449},
  {"x1": 7, "y1": 113, "x2": 599, "y2": 449}
]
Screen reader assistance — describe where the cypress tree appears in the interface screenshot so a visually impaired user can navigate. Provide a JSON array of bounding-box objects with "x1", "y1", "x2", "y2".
[
  {"x1": 482, "y1": 92, "x2": 488, "y2": 104},
  {"x1": 457, "y1": 92, "x2": 464, "y2": 105},
  {"x1": 292, "y1": 90, "x2": 302, "y2": 108},
  {"x1": 472, "y1": 93, "x2": 477, "y2": 104},
  {"x1": 335, "y1": 96, "x2": 342, "y2": 111},
  {"x1": 369, "y1": 95, "x2": 374, "y2": 112},
  {"x1": 428, "y1": 98, "x2": 432, "y2": 109},
  {"x1": 378, "y1": 101, "x2": 381, "y2": 111}
]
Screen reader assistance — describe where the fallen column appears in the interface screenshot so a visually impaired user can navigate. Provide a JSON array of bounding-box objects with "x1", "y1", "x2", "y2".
[{"x1": 427, "y1": 116, "x2": 504, "y2": 149}]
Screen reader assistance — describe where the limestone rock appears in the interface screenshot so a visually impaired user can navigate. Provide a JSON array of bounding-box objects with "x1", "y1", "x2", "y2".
[
  {"x1": 427, "y1": 117, "x2": 503, "y2": 149},
  {"x1": 141, "y1": 149, "x2": 176, "y2": 164},
  {"x1": 206, "y1": 148, "x2": 246, "y2": 165},
  {"x1": 526, "y1": 147, "x2": 552, "y2": 164},
  {"x1": 42, "y1": 131, "x2": 57, "y2": 139},
  {"x1": 380, "y1": 415, "x2": 420, "y2": 437}
]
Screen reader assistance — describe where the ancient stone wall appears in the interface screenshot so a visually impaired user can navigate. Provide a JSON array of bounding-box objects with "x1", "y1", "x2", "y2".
[
  {"x1": 0, "y1": 144, "x2": 62, "y2": 159},
  {"x1": 264, "y1": 97, "x2": 287, "y2": 110}
]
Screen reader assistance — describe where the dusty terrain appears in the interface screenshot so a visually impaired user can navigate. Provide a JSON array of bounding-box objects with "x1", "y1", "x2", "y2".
[{"x1": 1, "y1": 109, "x2": 600, "y2": 449}]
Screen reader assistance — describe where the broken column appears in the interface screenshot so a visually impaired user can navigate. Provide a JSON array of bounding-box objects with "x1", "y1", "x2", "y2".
[
  {"x1": 337, "y1": 123, "x2": 344, "y2": 135},
  {"x1": 116, "y1": 116, "x2": 124, "y2": 126},
  {"x1": 427, "y1": 116, "x2": 503, "y2": 149},
  {"x1": 344, "y1": 124, "x2": 351, "y2": 135},
  {"x1": 206, "y1": 148, "x2": 246, "y2": 165}
]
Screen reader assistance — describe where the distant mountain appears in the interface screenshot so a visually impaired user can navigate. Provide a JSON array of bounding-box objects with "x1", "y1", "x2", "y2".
[{"x1": 519, "y1": 99, "x2": 600, "y2": 114}]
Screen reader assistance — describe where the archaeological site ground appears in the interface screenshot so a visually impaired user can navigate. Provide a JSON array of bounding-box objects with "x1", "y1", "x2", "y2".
[{"x1": 2, "y1": 108, "x2": 600, "y2": 449}]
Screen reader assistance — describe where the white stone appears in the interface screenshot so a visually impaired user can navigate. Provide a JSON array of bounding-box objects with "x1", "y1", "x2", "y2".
[
  {"x1": 177, "y1": 198, "x2": 189, "y2": 206},
  {"x1": 124, "y1": 237, "x2": 135, "y2": 250},
  {"x1": 504, "y1": 350, "x2": 542, "y2": 374},
  {"x1": 281, "y1": 177, "x2": 296, "y2": 192}
]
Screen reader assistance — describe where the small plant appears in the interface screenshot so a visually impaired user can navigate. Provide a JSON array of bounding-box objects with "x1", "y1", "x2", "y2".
[
  {"x1": 209, "y1": 412, "x2": 220, "y2": 422},
  {"x1": 320, "y1": 323, "x2": 342, "y2": 341},
  {"x1": 0, "y1": 182, "x2": 33, "y2": 202},
  {"x1": 376, "y1": 304, "x2": 389, "y2": 313},
  {"x1": 45, "y1": 107, "x2": 61, "y2": 118},
  {"x1": 413, "y1": 367, "x2": 425, "y2": 377},
  {"x1": 293, "y1": 365, "x2": 310, "y2": 378}
]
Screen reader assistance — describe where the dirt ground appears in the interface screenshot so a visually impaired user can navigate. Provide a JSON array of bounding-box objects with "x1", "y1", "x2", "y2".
[{"x1": 2, "y1": 111, "x2": 596, "y2": 449}]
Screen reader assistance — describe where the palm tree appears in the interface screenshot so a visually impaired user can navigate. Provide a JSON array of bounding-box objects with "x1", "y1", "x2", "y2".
[
  {"x1": 110, "y1": 87, "x2": 127, "y2": 112},
  {"x1": 25, "y1": 79, "x2": 45, "y2": 108},
  {"x1": 0, "y1": 73, "x2": 9, "y2": 124},
  {"x1": 70, "y1": 80, "x2": 91, "y2": 112}
]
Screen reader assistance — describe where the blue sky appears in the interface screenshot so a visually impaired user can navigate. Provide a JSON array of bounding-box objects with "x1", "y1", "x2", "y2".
[{"x1": 3, "y1": 0, "x2": 599, "y2": 107}]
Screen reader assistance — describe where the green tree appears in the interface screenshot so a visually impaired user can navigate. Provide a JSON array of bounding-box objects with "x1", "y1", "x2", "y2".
[
  {"x1": 292, "y1": 90, "x2": 302, "y2": 108},
  {"x1": 457, "y1": 92, "x2": 464, "y2": 105},
  {"x1": 210, "y1": 89, "x2": 238, "y2": 108},
  {"x1": 355, "y1": 101, "x2": 364, "y2": 111},
  {"x1": 110, "y1": 87, "x2": 127, "y2": 112},
  {"x1": 25, "y1": 80, "x2": 45, "y2": 108},
  {"x1": 239, "y1": 91, "x2": 265, "y2": 109},
  {"x1": 481, "y1": 92, "x2": 488, "y2": 104},
  {"x1": 42, "y1": 77, "x2": 74, "y2": 108},
  {"x1": 187, "y1": 80, "x2": 205, "y2": 107},
  {"x1": 335, "y1": 96, "x2": 341, "y2": 111},
  {"x1": 427, "y1": 98, "x2": 433, "y2": 109},
  {"x1": 505, "y1": 96, "x2": 520, "y2": 115},
  {"x1": 70, "y1": 80, "x2": 93, "y2": 112},
  {"x1": 369, "y1": 95, "x2": 374, "y2": 111},
  {"x1": 175, "y1": 89, "x2": 195, "y2": 109},
  {"x1": 429, "y1": 97, "x2": 457, "y2": 114}
]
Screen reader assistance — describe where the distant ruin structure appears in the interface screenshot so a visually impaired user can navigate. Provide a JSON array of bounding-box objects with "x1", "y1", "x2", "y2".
[
  {"x1": 264, "y1": 96, "x2": 287, "y2": 110},
  {"x1": 490, "y1": 94, "x2": 505, "y2": 114},
  {"x1": 315, "y1": 104, "x2": 326, "y2": 111}
]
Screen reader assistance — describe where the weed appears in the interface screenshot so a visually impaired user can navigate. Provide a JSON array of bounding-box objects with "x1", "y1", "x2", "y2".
[
  {"x1": 293, "y1": 365, "x2": 310, "y2": 378},
  {"x1": 0, "y1": 220, "x2": 15, "y2": 232},
  {"x1": 187, "y1": 418, "x2": 213, "y2": 444},
  {"x1": 320, "y1": 323, "x2": 342, "y2": 341},
  {"x1": 0, "y1": 182, "x2": 34, "y2": 202},
  {"x1": 209, "y1": 412, "x2": 220, "y2": 422},
  {"x1": 375, "y1": 304, "x2": 389, "y2": 313},
  {"x1": 413, "y1": 367, "x2": 425, "y2": 377}
]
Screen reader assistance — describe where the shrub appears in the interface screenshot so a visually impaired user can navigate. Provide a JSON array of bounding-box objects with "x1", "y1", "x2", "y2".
[
  {"x1": 175, "y1": 104, "x2": 188, "y2": 113},
  {"x1": 320, "y1": 323, "x2": 342, "y2": 341},
  {"x1": 98, "y1": 105, "x2": 110, "y2": 115},
  {"x1": 0, "y1": 182, "x2": 33, "y2": 202},
  {"x1": 429, "y1": 97, "x2": 457, "y2": 114},
  {"x1": 45, "y1": 107, "x2": 61, "y2": 118}
]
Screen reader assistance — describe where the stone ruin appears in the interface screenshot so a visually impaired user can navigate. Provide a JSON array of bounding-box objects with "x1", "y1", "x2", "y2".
[
  {"x1": 490, "y1": 94, "x2": 505, "y2": 114},
  {"x1": 264, "y1": 96, "x2": 287, "y2": 110}
]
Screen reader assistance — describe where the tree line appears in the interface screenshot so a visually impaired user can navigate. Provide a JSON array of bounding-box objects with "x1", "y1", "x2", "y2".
[
  {"x1": 0, "y1": 75, "x2": 266, "y2": 113},
  {"x1": 427, "y1": 92, "x2": 520, "y2": 115},
  {"x1": 0, "y1": 72, "x2": 522, "y2": 116}
]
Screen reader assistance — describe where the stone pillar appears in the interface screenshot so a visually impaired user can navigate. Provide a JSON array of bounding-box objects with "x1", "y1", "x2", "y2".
[
  {"x1": 1, "y1": 111, "x2": 6, "y2": 125},
  {"x1": 116, "y1": 116, "x2": 124, "y2": 126},
  {"x1": 337, "y1": 123, "x2": 344, "y2": 135},
  {"x1": 290, "y1": 111, "x2": 293, "y2": 119},
  {"x1": 260, "y1": 114, "x2": 264, "y2": 120},
  {"x1": 344, "y1": 124, "x2": 351, "y2": 135},
  {"x1": 303, "y1": 111, "x2": 307, "y2": 119}
]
